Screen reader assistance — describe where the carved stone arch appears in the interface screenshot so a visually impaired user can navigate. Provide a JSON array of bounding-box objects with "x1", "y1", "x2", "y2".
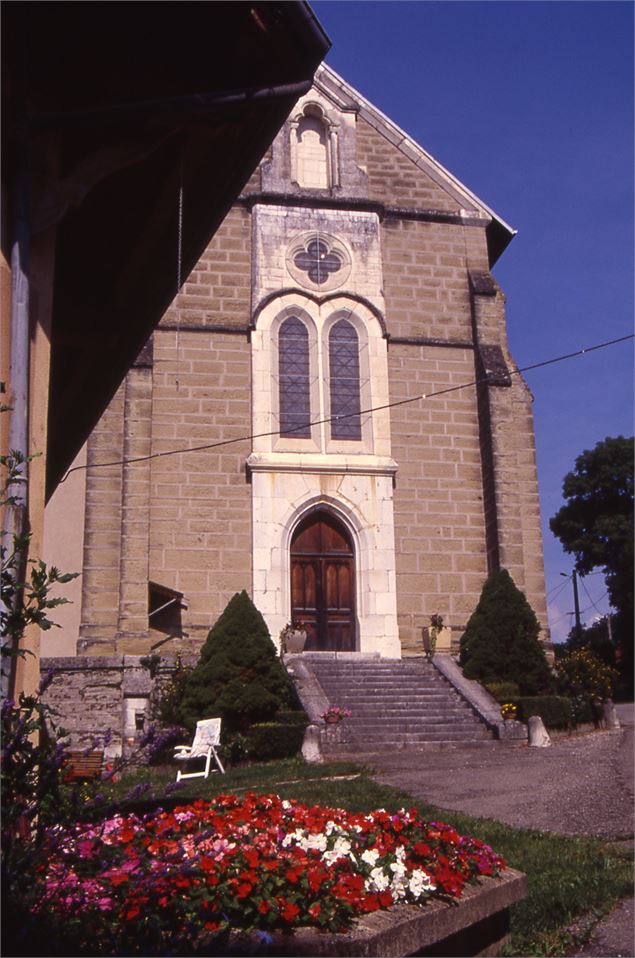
[
  {"x1": 290, "y1": 99, "x2": 340, "y2": 190},
  {"x1": 286, "y1": 497, "x2": 365, "y2": 652},
  {"x1": 283, "y1": 493, "x2": 367, "y2": 557},
  {"x1": 252, "y1": 288, "x2": 388, "y2": 337}
]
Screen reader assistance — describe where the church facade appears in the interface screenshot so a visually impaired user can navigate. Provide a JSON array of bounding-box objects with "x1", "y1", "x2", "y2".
[{"x1": 46, "y1": 65, "x2": 548, "y2": 660}]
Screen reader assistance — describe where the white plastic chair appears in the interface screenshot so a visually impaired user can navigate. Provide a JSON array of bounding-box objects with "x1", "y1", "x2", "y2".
[{"x1": 173, "y1": 718, "x2": 225, "y2": 780}]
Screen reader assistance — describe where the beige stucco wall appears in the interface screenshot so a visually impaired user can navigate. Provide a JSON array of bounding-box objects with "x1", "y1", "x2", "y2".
[{"x1": 42, "y1": 444, "x2": 87, "y2": 655}]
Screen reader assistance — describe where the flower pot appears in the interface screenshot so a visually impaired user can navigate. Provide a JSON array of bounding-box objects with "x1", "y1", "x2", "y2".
[
  {"x1": 325, "y1": 714, "x2": 340, "y2": 725},
  {"x1": 285, "y1": 630, "x2": 307, "y2": 654}
]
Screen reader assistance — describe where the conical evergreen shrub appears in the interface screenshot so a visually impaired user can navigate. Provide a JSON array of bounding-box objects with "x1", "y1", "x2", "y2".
[
  {"x1": 177, "y1": 591, "x2": 298, "y2": 734},
  {"x1": 459, "y1": 568, "x2": 551, "y2": 694}
]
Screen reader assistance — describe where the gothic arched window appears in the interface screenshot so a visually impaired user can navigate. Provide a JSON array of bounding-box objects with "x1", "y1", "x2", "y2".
[
  {"x1": 278, "y1": 317, "x2": 311, "y2": 438},
  {"x1": 329, "y1": 319, "x2": 361, "y2": 441}
]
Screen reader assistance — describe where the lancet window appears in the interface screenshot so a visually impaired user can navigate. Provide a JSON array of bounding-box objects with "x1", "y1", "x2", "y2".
[
  {"x1": 329, "y1": 320, "x2": 362, "y2": 440},
  {"x1": 278, "y1": 317, "x2": 311, "y2": 438}
]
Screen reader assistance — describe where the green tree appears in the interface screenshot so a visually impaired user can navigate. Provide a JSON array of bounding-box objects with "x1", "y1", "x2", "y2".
[
  {"x1": 178, "y1": 590, "x2": 297, "y2": 734},
  {"x1": 459, "y1": 568, "x2": 551, "y2": 694},
  {"x1": 549, "y1": 436, "x2": 634, "y2": 690},
  {"x1": 554, "y1": 616, "x2": 618, "y2": 669},
  {"x1": 554, "y1": 647, "x2": 619, "y2": 726}
]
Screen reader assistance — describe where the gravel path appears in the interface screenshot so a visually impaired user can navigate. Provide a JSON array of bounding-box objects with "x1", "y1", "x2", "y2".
[
  {"x1": 350, "y1": 705, "x2": 634, "y2": 957},
  {"x1": 362, "y1": 730, "x2": 631, "y2": 839}
]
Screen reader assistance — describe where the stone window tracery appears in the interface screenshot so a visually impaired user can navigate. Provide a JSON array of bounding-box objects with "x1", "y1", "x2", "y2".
[
  {"x1": 329, "y1": 320, "x2": 362, "y2": 440},
  {"x1": 278, "y1": 317, "x2": 311, "y2": 438},
  {"x1": 293, "y1": 238, "x2": 342, "y2": 286},
  {"x1": 252, "y1": 294, "x2": 390, "y2": 459},
  {"x1": 286, "y1": 232, "x2": 351, "y2": 292}
]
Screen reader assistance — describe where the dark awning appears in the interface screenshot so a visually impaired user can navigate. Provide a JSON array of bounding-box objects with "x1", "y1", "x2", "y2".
[{"x1": 2, "y1": 2, "x2": 330, "y2": 495}]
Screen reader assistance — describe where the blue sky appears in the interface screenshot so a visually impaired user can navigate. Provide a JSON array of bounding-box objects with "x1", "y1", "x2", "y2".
[{"x1": 312, "y1": 0, "x2": 634, "y2": 643}]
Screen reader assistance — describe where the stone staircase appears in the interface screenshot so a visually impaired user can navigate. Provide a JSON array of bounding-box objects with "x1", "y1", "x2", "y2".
[{"x1": 292, "y1": 655, "x2": 496, "y2": 754}]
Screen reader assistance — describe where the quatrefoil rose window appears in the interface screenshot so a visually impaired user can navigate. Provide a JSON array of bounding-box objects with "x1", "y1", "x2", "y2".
[{"x1": 286, "y1": 233, "x2": 351, "y2": 292}]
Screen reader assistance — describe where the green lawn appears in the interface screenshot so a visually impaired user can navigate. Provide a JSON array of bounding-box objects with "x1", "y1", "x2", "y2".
[{"x1": 107, "y1": 758, "x2": 632, "y2": 957}]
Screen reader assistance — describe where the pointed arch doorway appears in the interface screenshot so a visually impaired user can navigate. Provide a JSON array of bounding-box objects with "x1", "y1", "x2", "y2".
[{"x1": 290, "y1": 510, "x2": 356, "y2": 651}]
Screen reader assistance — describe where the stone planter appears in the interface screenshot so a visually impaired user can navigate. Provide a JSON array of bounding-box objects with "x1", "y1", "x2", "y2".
[
  {"x1": 215, "y1": 867, "x2": 527, "y2": 956},
  {"x1": 285, "y1": 630, "x2": 307, "y2": 654}
]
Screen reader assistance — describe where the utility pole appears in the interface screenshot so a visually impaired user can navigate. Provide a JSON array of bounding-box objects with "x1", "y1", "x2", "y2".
[
  {"x1": 561, "y1": 570, "x2": 582, "y2": 641},
  {"x1": 572, "y1": 570, "x2": 582, "y2": 642}
]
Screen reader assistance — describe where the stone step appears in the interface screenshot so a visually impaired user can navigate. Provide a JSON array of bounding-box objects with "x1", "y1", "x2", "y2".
[
  {"x1": 333, "y1": 729, "x2": 492, "y2": 745},
  {"x1": 330, "y1": 738, "x2": 499, "y2": 753},
  {"x1": 288, "y1": 655, "x2": 495, "y2": 753},
  {"x1": 339, "y1": 705, "x2": 480, "y2": 718}
]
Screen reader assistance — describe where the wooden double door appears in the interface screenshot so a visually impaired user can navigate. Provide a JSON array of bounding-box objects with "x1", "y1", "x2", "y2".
[{"x1": 290, "y1": 511, "x2": 356, "y2": 651}]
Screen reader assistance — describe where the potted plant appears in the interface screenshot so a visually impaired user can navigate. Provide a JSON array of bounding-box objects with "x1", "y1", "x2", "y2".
[
  {"x1": 279, "y1": 620, "x2": 308, "y2": 655},
  {"x1": 500, "y1": 702, "x2": 518, "y2": 722},
  {"x1": 423, "y1": 613, "x2": 445, "y2": 659},
  {"x1": 320, "y1": 705, "x2": 352, "y2": 725}
]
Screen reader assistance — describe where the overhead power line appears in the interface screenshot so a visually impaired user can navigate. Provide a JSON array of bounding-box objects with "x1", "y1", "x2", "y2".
[{"x1": 59, "y1": 332, "x2": 634, "y2": 483}]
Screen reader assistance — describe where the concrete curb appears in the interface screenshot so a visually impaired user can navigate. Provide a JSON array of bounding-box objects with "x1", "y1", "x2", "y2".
[
  {"x1": 221, "y1": 868, "x2": 528, "y2": 956},
  {"x1": 430, "y1": 655, "x2": 527, "y2": 742}
]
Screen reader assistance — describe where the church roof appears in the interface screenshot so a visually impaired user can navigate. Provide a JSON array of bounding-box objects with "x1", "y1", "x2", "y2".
[{"x1": 315, "y1": 64, "x2": 516, "y2": 265}]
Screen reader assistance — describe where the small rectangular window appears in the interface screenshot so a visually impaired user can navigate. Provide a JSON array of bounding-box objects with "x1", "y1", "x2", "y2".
[{"x1": 148, "y1": 582, "x2": 184, "y2": 636}]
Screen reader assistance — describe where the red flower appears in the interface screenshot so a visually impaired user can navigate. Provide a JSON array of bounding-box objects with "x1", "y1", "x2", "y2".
[
  {"x1": 413, "y1": 842, "x2": 431, "y2": 857},
  {"x1": 243, "y1": 848, "x2": 259, "y2": 868},
  {"x1": 106, "y1": 872, "x2": 129, "y2": 887},
  {"x1": 307, "y1": 866, "x2": 328, "y2": 893},
  {"x1": 278, "y1": 898, "x2": 301, "y2": 923},
  {"x1": 434, "y1": 864, "x2": 465, "y2": 896}
]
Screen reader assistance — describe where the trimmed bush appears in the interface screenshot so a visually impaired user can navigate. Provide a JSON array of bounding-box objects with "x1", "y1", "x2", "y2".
[
  {"x1": 246, "y1": 717, "x2": 308, "y2": 761},
  {"x1": 177, "y1": 591, "x2": 298, "y2": 734},
  {"x1": 485, "y1": 681, "x2": 521, "y2": 703},
  {"x1": 460, "y1": 568, "x2": 551, "y2": 695},
  {"x1": 513, "y1": 696, "x2": 573, "y2": 729}
]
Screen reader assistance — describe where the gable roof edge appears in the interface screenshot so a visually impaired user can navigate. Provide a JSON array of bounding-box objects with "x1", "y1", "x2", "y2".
[{"x1": 315, "y1": 63, "x2": 516, "y2": 264}]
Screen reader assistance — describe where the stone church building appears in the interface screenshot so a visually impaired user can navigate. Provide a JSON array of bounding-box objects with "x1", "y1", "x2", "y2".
[{"x1": 44, "y1": 64, "x2": 548, "y2": 666}]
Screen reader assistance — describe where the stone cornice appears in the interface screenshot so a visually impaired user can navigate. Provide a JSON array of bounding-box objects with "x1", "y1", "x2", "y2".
[
  {"x1": 246, "y1": 452, "x2": 398, "y2": 477},
  {"x1": 388, "y1": 335, "x2": 474, "y2": 349},
  {"x1": 237, "y1": 192, "x2": 490, "y2": 229}
]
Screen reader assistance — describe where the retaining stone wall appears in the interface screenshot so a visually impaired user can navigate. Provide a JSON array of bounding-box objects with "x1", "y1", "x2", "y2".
[{"x1": 40, "y1": 656, "x2": 189, "y2": 760}]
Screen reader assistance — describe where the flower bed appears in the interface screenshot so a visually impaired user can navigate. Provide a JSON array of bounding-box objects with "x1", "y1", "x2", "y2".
[{"x1": 32, "y1": 793, "x2": 506, "y2": 955}]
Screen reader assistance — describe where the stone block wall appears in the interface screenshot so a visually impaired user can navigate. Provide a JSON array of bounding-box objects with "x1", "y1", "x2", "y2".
[
  {"x1": 49, "y1": 65, "x2": 548, "y2": 665},
  {"x1": 40, "y1": 655, "x2": 193, "y2": 760},
  {"x1": 356, "y1": 118, "x2": 459, "y2": 211},
  {"x1": 388, "y1": 343, "x2": 488, "y2": 652},
  {"x1": 41, "y1": 657, "x2": 147, "y2": 759}
]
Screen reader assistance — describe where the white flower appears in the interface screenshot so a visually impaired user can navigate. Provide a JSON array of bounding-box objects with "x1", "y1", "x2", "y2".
[
  {"x1": 323, "y1": 836, "x2": 355, "y2": 866},
  {"x1": 361, "y1": 848, "x2": 380, "y2": 868},
  {"x1": 367, "y1": 866, "x2": 390, "y2": 892},
  {"x1": 300, "y1": 832, "x2": 328, "y2": 853},
  {"x1": 390, "y1": 876, "x2": 407, "y2": 900},
  {"x1": 408, "y1": 869, "x2": 436, "y2": 899},
  {"x1": 281, "y1": 828, "x2": 304, "y2": 848}
]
